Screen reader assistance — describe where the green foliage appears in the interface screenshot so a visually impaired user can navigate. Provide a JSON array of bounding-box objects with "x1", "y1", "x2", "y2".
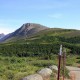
[
  {"x1": 0, "y1": 32, "x2": 80, "y2": 57},
  {"x1": 4, "y1": 70, "x2": 15, "y2": 80},
  {"x1": 0, "y1": 56, "x2": 57, "y2": 80},
  {"x1": 60, "y1": 67, "x2": 70, "y2": 78},
  {"x1": 0, "y1": 54, "x2": 78, "y2": 80},
  {"x1": 14, "y1": 72, "x2": 28, "y2": 80},
  {"x1": 0, "y1": 29, "x2": 80, "y2": 80}
]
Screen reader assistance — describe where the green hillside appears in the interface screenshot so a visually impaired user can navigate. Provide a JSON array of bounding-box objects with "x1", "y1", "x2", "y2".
[
  {"x1": 0, "y1": 28, "x2": 80, "y2": 57},
  {"x1": 0, "y1": 28, "x2": 80, "y2": 80}
]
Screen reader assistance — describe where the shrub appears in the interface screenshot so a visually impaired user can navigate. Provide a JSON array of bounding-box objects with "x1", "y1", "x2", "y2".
[
  {"x1": 4, "y1": 70, "x2": 15, "y2": 80},
  {"x1": 14, "y1": 72, "x2": 28, "y2": 80}
]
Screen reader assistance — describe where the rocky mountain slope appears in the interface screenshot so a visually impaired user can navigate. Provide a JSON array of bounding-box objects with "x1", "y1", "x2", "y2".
[
  {"x1": 0, "y1": 23, "x2": 80, "y2": 44},
  {"x1": 0, "y1": 23, "x2": 48, "y2": 42}
]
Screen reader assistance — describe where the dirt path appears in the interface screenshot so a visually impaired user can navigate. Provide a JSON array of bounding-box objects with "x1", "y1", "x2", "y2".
[{"x1": 66, "y1": 66, "x2": 80, "y2": 80}]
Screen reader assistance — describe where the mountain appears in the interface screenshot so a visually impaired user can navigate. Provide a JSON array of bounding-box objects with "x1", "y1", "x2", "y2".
[
  {"x1": 0, "y1": 23, "x2": 48, "y2": 42},
  {"x1": 0, "y1": 23, "x2": 80, "y2": 57},
  {"x1": 0, "y1": 33, "x2": 5, "y2": 39},
  {"x1": 0, "y1": 23, "x2": 80, "y2": 43},
  {"x1": 12, "y1": 23, "x2": 48, "y2": 37}
]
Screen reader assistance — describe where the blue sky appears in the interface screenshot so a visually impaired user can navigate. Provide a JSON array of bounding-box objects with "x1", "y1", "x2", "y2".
[{"x1": 0, "y1": 0, "x2": 80, "y2": 34}]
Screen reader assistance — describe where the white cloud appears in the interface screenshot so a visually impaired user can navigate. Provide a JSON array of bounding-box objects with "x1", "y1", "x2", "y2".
[{"x1": 48, "y1": 13, "x2": 62, "y2": 19}]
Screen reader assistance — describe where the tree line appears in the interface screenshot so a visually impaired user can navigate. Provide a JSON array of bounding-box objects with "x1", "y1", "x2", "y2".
[{"x1": 0, "y1": 41, "x2": 80, "y2": 59}]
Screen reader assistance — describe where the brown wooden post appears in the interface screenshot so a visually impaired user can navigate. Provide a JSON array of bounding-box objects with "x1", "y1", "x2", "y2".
[
  {"x1": 57, "y1": 55, "x2": 61, "y2": 80},
  {"x1": 63, "y1": 49, "x2": 66, "y2": 80},
  {"x1": 57, "y1": 45, "x2": 62, "y2": 80}
]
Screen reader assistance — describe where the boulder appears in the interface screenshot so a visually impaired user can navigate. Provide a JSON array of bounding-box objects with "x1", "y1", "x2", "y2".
[
  {"x1": 21, "y1": 74, "x2": 43, "y2": 80},
  {"x1": 38, "y1": 68, "x2": 52, "y2": 80},
  {"x1": 49, "y1": 65, "x2": 58, "y2": 71}
]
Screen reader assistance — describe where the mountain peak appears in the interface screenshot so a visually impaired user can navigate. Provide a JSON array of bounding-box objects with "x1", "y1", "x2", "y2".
[
  {"x1": 21, "y1": 23, "x2": 48, "y2": 29},
  {"x1": 0, "y1": 23, "x2": 48, "y2": 42},
  {"x1": 21, "y1": 23, "x2": 31, "y2": 30},
  {"x1": 14, "y1": 23, "x2": 48, "y2": 36}
]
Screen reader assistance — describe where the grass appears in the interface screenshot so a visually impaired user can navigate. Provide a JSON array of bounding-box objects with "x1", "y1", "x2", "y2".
[
  {"x1": 0, "y1": 56, "x2": 39, "y2": 80},
  {"x1": 0, "y1": 54, "x2": 79, "y2": 80},
  {"x1": 0, "y1": 56, "x2": 56, "y2": 80},
  {"x1": 66, "y1": 55, "x2": 77, "y2": 66}
]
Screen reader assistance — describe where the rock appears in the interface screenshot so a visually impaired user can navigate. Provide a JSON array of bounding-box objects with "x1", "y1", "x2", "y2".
[
  {"x1": 21, "y1": 74, "x2": 43, "y2": 80},
  {"x1": 38, "y1": 68, "x2": 52, "y2": 80},
  {"x1": 38, "y1": 68, "x2": 52, "y2": 76},
  {"x1": 49, "y1": 65, "x2": 58, "y2": 71}
]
